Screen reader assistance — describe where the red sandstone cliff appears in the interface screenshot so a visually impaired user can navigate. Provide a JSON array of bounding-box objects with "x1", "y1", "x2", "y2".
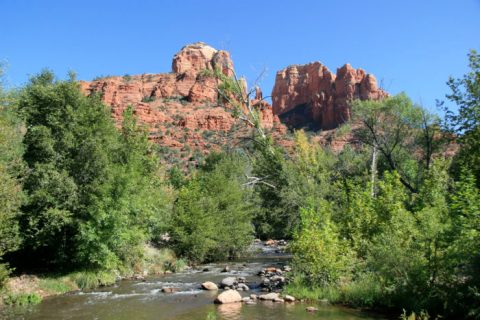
[
  {"x1": 271, "y1": 62, "x2": 387, "y2": 130},
  {"x1": 80, "y1": 42, "x2": 389, "y2": 162},
  {"x1": 80, "y1": 42, "x2": 282, "y2": 165}
]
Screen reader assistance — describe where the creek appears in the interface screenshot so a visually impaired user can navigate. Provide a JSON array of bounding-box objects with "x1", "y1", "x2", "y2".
[{"x1": 4, "y1": 244, "x2": 385, "y2": 320}]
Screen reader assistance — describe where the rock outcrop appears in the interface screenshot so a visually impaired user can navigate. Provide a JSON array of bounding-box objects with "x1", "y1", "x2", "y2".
[
  {"x1": 80, "y1": 42, "x2": 389, "y2": 163},
  {"x1": 271, "y1": 62, "x2": 387, "y2": 130},
  {"x1": 80, "y1": 42, "x2": 281, "y2": 166}
]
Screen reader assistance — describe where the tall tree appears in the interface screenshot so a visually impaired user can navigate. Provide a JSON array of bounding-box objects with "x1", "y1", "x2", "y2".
[
  {"x1": 443, "y1": 50, "x2": 480, "y2": 183},
  {"x1": 352, "y1": 94, "x2": 441, "y2": 193},
  {"x1": 17, "y1": 71, "x2": 169, "y2": 270},
  {"x1": 0, "y1": 66, "x2": 24, "y2": 269}
]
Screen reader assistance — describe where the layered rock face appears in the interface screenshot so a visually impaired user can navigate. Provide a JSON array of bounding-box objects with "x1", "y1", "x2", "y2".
[
  {"x1": 80, "y1": 42, "x2": 281, "y2": 164},
  {"x1": 80, "y1": 42, "x2": 388, "y2": 163},
  {"x1": 271, "y1": 62, "x2": 387, "y2": 130}
]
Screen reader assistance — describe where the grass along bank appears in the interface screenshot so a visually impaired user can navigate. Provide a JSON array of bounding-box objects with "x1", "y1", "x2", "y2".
[
  {"x1": 0, "y1": 247, "x2": 185, "y2": 307},
  {"x1": 284, "y1": 274, "x2": 383, "y2": 308}
]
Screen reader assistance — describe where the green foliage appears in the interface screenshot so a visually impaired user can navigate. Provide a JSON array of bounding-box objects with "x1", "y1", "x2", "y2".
[
  {"x1": 3, "y1": 292, "x2": 42, "y2": 306},
  {"x1": 341, "y1": 273, "x2": 383, "y2": 308},
  {"x1": 38, "y1": 277, "x2": 77, "y2": 295},
  {"x1": 206, "y1": 311, "x2": 217, "y2": 320},
  {"x1": 141, "y1": 95, "x2": 155, "y2": 103},
  {"x1": 290, "y1": 204, "x2": 352, "y2": 287},
  {"x1": 15, "y1": 71, "x2": 171, "y2": 271},
  {"x1": 352, "y1": 94, "x2": 441, "y2": 192},
  {"x1": 0, "y1": 264, "x2": 11, "y2": 289},
  {"x1": 0, "y1": 67, "x2": 23, "y2": 275},
  {"x1": 284, "y1": 275, "x2": 342, "y2": 302},
  {"x1": 444, "y1": 50, "x2": 480, "y2": 184},
  {"x1": 170, "y1": 152, "x2": 254, "y2": 263},
  {"x1": 69, "y1": 270, "x2": 116, "y2": 290}
]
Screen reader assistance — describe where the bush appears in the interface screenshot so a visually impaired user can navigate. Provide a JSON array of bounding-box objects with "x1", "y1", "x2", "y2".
[
  {"x1": 170, "y1": 152, "x2": 254, "y2": 263},
  {"x1": 0, "y1": 263, "x2": 10, "y2": 289},
  {"x1": 290, "y1": 204, "x2": 353, "y2": 287},
  {"x1": 284, "y1": 275, "x2": 341, "y2": 302},
  {"x1": 341, "y1": 273, "x2": 383, "y2": 308},
  {"x1": 69, "y1": 271, "x2": 116, "y2": 290},
  {"x1": 3, "y1": 292, "x2": 42, "y2": 306}
]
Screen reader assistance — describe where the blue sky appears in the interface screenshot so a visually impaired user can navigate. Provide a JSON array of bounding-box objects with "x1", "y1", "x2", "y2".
[{"x1": 1, "y1": 0, "x2": 479, "y2": 113}]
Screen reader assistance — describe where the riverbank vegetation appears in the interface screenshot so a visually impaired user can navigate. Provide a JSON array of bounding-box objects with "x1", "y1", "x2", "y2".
[{"x1": 0, "y1": 51, "x2": 479, "y2": 319}]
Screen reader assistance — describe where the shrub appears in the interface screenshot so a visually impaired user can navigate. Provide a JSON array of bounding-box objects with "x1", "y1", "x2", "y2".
[
  {"x1": 141, "y1": 96, "x2": 155, "y2": 103},
  {"x1": 170, "y1": 153, "x2": 254, "y2": 263},
  {"x1": 290, "y1": 204, "x2": 353, "y2": 287},
  {"x1": 0, "y1": 263, "x2": 10, "y2": 289},
  {"x1": 69, "y1": 271, "x2": 116, "y2": 290},
  {"x1": 3, "y1": 293, "x2": 42, "y2": 306}
]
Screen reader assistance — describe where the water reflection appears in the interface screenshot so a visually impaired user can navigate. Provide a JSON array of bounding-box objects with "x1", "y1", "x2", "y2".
[{"x1": 216, "y1": 302, "x2": 242, "y2": 319}]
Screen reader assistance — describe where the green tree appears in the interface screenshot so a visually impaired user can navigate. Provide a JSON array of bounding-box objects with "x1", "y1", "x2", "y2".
[
  {"x1": 170, "y1": 152, "x2": 254, "y2": 263},
  {"x1": 352, "y1": 94, "x2": 441, "y2": 193},
  {"x1": 290, "y1": 203, "x2": 352, "y2": 287},
  {"x1": 443, "y1": 50, "x2": 480, "y2": 183},
  {"x1": 444, "y1": 170, "x2": 480, "y2": 317},
  {"x1": 0, "y1": 66, "x2": 24, "y2": 284},
  {"x1": 17, "y1": 71, "x2": 170, "y2": 270}
]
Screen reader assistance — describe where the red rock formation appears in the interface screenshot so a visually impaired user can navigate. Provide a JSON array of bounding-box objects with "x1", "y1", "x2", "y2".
[
  {"x1": 271, "y1": 62, "x2": 387, "y2": 130},
  {"x1": 80, "y1": 42, "x2": 280, "y2": 165},
  {"x1": 80, "y1": 42, "x2": 388, "y2": 163}
]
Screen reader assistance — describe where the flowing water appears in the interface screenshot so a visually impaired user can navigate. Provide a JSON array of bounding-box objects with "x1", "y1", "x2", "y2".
[{"x1": 3, "y1": 246, "x2": 386, "y2": 320}]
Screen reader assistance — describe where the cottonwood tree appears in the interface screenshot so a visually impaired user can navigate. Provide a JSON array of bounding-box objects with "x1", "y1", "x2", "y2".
[
  {"x1": 352, "y1": 94, "x2": 441, "y2": 193},
  {"x1": 0, "y1": 66, "x2": 24, "y2": 283},
  {"x1": 441, "y1": 49, "x2": 480, "y2": 183}
]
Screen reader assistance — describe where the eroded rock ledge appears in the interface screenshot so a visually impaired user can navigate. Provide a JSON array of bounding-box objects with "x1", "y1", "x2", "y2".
[{"x1": 271, "y1": 62, "x2": 387, "y2": 130}]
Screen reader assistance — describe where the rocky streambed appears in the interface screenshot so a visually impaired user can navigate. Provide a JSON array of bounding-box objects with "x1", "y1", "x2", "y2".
[{"x1": 3, "y1": 242, "x2": 386, "y2": 320}]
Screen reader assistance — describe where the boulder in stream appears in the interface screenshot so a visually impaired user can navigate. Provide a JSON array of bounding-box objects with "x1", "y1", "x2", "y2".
[
  {"x1": 201, "y1": 281, "x2": 218, "y2": 290},
  {"x1": 220, "y1": 277, "x2": 237, "y2": 288},
  {"x1": 214, "y1": 290, "x2": 242, "y2": 304},
  {"x1": 306, "y1": 306, "x2": 319, "y2": 312},
  {"x1": 258, "y1": 292, "x2": 279, "y2": 301},
  {"x1": 237, "y1": 283, "x2": 249, "y2": 291}
]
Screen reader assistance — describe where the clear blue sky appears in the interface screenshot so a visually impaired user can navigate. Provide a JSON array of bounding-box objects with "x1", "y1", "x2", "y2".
[{"x1": 1, "y1": 0, "x2": 479, "y2": 113}]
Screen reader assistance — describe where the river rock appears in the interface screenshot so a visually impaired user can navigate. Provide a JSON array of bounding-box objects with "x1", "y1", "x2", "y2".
[
  {"x1": 237, "y1": 283, "x2": 249, "y2": 291},
  {"x1": 306, "y1": 306, "x2": 319, "y2": 312},
  {"x1": 161, "y1": 287, "x2": 179, "y2": 293},
  {"x1": 284, "y1": 295, "x2": 295, "y2": 302},
  {"x1": 220, "y1": 277, "x2": 237, "y2": 288},
  {"x1": 214, "y1": 290, "x2": 242, "y2": 304},
  {"x1": 265, "y1": 239, "x2": 276, "y2": 246},
  {"x1": 250, "y1": 294, "x2": 257, "y2": 300},
  {"x1": 270, "y1": 275, "x2": 285, "y2": 282},
  {"x1": 259, "y1": 292, "x2": 279, "y2": 301},
  {"x1": 201, "y1": 281, "x2": 218, "y2": 290},
  {"x1": 221, "y1": 266, "x2": 230, "y2": 273},
  {"x1": 241, "y1": 297, "x2": 251, "y2": 302}
]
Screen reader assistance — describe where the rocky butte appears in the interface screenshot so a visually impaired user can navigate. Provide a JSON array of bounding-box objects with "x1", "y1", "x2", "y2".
[
  {"x1": 272, "y1": 62, "x2": 388, "y2": 130},
  {"x1": 80, "y1": 42, "x2": 387, "y2": 163},
  {"x1": 80, "y1": 42, "x2": 284, "y2": 165}
]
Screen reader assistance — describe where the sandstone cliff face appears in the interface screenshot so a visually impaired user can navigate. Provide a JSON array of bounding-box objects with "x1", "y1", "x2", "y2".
[
  {"x1": 80, "y1": 42, "x2": 281, "y2": 165},
  {"x1": 271, "y1": 62, "x2": 387, "y2": 130},
  {"x1": 80, "y1": 42, "x2": 389, "y2": 163}
]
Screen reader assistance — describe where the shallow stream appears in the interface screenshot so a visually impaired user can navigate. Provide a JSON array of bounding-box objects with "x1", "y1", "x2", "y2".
[{"x1": 3, "y1": 245, "x2": 385, "y2": 320}]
